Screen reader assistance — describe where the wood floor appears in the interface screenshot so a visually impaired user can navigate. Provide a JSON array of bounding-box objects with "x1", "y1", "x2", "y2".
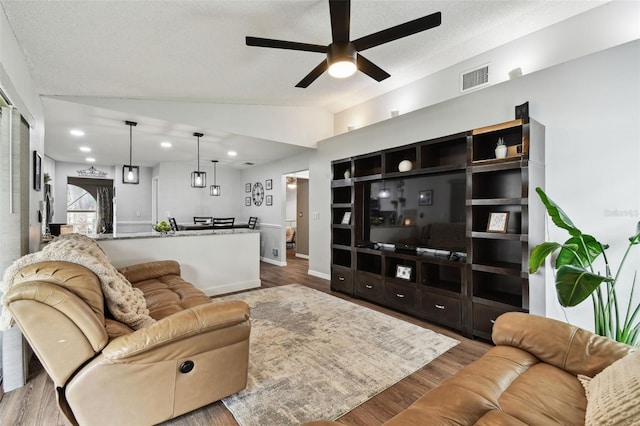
[{"x1": 0, "y1": 250, "x2": 491, "y2": 425}]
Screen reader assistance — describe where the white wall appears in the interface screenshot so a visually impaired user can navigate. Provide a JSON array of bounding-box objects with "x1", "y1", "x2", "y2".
[
  {"x1": 310, "y1": 40, "x2": 640, "y2": 331},
  {"x1": 334, "y1": 1, "x2": 640, "y2": 134},
  {"x1": 240, "y1": 152, "x2": 312, "y2": 265},
  {"x1": 156, "y1": 161, "x2": 243, "y2": 224}
]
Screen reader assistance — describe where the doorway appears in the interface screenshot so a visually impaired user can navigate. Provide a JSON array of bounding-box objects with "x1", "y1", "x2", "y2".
[{"x1": 283, "y1": 170, "x2": 309, "y2": 260}]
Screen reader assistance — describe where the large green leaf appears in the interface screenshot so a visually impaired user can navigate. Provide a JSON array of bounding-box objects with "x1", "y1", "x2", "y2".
[
  {"x1": 556, "y1": 234, "x2": 605, "y2": 269},
  {"x1": 535, "y1": 188, "x2": 582, "y2": 237},
  {"x1": 555, "y1": 265, "x2": 612, "y2": 307},
  {"x1": 629, "y1": 222, "x2": 640, "y2": 245},
  {"x1": 529, "y1": 242, "x2": 562, "y2": 273}
]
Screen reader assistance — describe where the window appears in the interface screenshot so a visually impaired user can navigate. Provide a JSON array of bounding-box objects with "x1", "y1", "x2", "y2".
[{"x1": 67, "y1": 184, "x2": 97, "y2": 234}]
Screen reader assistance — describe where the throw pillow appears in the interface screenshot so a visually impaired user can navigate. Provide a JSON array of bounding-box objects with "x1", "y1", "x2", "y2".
[{"x1": 579, "y1": 351, "x2": 640, "y2": 426}]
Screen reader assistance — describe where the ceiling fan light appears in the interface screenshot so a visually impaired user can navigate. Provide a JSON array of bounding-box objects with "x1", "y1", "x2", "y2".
[
  {"x1": 327, "y1": 42, "x2": 357, "y2": 79},
  {"x1": 328, "y1": 60, "x2": 357, "y2": 78}
]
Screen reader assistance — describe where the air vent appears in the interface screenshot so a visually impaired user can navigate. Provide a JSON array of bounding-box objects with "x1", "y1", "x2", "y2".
[
  {"x1": 243, "y1": 162, "x2": 255, "y2": 166},
  {"x1": 461, "y1": 64, "x2": 489, "y2": 92}
]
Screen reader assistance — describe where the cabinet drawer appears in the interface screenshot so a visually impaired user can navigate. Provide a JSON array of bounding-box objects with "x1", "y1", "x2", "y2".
[
  {"x1": 331, "y1": 267, "x2": 353, "y2": 294},
  {"x1": 355, "y1": 272, "x2": 384, "y2": 303},
  {"x1": 421, "y1": 291, "x2": 461, "y2": 329},
  {"x1": 473, "y1": 304, "x2": 514, "y2": 337},
  {"x1": 385, "y1": 281, "x2": 417, "y2": 312}
]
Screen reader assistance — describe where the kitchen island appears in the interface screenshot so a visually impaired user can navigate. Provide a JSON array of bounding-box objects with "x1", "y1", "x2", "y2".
[{"x1": 93, "y1": 229, "x2": 260, "y2": 296}]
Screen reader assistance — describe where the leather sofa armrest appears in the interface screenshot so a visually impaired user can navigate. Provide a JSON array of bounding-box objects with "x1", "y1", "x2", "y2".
[
  {"x1": 117, "y1": 260, "x2": 181, "y2": 284},
  {"x1": 102, "y1": 300, "x2": 250, "y2": 360},
  {"x1": 492, "y1": 312, "x2": 634, "y2": 377}
]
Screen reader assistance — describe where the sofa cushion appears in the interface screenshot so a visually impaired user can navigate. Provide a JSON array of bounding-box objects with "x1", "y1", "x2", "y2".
[
  {"x1": 580, "y1": 351, "x2": 640, "y2": 426},
  {"x1": 385, "y1": 345, "x2": 587, "y2": 425}
]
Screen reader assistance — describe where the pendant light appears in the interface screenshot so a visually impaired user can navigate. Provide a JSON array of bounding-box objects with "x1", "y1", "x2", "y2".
[
  {"x1": 122, "y1": 120, "x2": 139, "y2": 184},
  {"x1": 378, "y1": 181, "x2": 390, "y2": 199},
  {"x1": 210, "y1": 160, "x2": 221, "y2": 196},
  {"x1": 191, "y1": 132, "x2": 206, "y2": 188}
]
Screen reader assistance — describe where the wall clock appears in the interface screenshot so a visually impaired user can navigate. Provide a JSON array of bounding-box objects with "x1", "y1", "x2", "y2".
[{"x1": 252, "y1": 182, "x2": 264, "y2": 206}]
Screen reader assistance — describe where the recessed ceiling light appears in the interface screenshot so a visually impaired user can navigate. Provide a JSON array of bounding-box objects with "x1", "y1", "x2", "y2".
[
  {"x1": 79, "y1": 146, "x2": 91, "y2": 152},
  {"x1": 227, "y1": 151, "x2": 237, "y2": 157},
  {"x1": 86, "y1": 157, "x2": 95, "y2": 163},
  {"x1": 160, "y1": 141, "x2": 172, "y2": 148},
  {"x1": 70, "y1": 129, "x2": 85, "y2": 137}
]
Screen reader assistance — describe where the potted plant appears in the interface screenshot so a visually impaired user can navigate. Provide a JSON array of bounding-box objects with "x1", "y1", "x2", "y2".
[{"x1": 529, "y1": 188, "x2": 640, "y2": 346}]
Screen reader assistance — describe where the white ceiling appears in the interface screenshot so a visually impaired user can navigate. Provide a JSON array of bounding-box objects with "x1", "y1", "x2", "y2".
[{"x1": 0, "y1": 0, "x2": 606, "y2": 168}]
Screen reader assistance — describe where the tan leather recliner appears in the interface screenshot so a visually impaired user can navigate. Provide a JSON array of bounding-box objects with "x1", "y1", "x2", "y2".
[{"x1": 4, "y1": 259, "x2": 251, "y2": 426}]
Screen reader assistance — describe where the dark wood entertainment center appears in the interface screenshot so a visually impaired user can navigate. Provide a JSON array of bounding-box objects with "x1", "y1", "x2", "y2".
[{"x1": 331, "y1": 118, "x2": 545, "y2": 339}]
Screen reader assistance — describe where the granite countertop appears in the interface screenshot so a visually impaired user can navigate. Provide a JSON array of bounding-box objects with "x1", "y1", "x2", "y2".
[{"x1": 90, "y1": 228, "x2": 258, "y2": 241}]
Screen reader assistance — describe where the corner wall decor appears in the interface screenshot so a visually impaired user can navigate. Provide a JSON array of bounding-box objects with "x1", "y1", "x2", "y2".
[
  {"x1": 122, "y1": 120, "x2": 139, "y2": 184},
  {"x1": 191, "y1": 132, "x2": 206, "y2": 188},
  {"x1": 77, "y1": 166, "x2": 108, "y2": 178},
  {"x1": 210, "y1": 160, "x2": 221, "y2": 196}
]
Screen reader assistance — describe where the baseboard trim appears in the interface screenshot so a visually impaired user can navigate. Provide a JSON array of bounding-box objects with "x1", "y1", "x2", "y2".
[
  {"x1": 295, "y1": 253, "x2": 309, "y2": 259},
  {"x1": 308, "y1": 269, "x2": 330, "y2": 281},
  {"x1": 261, "y1": 257, "x2": 287, "y2": 267},
  {"x1": 202, "y1": 280, "x2": 261, "y2": 296}
]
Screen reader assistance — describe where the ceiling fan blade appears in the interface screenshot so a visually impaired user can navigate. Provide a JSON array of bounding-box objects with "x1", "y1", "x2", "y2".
[
  {"x1": 329, "y1": 0, "x2": 350, "y2": 43},
  {"x1": 352, "y1": 11, "x2": 441, "y2": 52},
  {"x1": 246, "y1": 36, "x2": 327, "y2": 53},
  {"x1": 295, "y1": 61, "x2": 328, "y2": 88},
  {"x1": 357, "y1": 54, "x2": 390, "y2": 82}
]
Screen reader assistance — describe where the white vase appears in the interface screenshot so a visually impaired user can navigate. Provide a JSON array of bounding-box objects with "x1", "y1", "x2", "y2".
[
  {"x1": 398, "y1": 160, "x2": 413, "y2": 172},
  {"x1": 343, "y1": 170, "x2": 351, "y2": 179},
  {"x1": 495, "y1": 145, "x2": 507, "y2": 159}
]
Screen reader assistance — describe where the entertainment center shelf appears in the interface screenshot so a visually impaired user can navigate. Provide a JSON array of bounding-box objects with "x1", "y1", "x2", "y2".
[{"x1": 330, "y1": 117, "x2": 544, "y2": 339}]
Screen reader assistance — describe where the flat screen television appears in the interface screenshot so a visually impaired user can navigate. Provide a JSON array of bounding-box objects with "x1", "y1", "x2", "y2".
[{"x1": 360, "y1": 171, "x2": 466, "y2": 253}]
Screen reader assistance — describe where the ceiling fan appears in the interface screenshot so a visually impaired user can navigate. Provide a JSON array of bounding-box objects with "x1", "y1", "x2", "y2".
[{"x1": 246, "y1": 0, "x2": 441, "y2": 88}]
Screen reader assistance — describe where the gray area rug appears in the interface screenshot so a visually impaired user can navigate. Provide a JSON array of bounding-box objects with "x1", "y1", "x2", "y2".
[{"x1": 218, "y1": 284, "x2": 459, "y2": 426}]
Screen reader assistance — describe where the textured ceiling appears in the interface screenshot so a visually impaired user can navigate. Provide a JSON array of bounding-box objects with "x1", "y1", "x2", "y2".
[{"x1": 0, "y1": 0, "x2": 607, "y2": 167}]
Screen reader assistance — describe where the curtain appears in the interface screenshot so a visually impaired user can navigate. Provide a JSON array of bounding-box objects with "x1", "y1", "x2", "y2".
[{"x1": 96, "y1": 185, "x2": 113, "y2": 233}]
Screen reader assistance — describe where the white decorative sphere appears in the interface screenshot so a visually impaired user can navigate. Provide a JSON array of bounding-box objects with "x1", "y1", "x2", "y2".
[{"x1": 398, "y1": 160, "x2": 413, "y2": 172}]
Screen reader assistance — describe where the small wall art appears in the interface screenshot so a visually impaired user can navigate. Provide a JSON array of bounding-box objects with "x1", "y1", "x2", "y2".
[
  {"x1": 266, "y1": 179, "x2": 272, "y2": 190},
  {"x1": 395, "y1": 265, "x2": 413, "y2": 281},
  {"x1": 266, "y1": 195, "x2": 273, "y2": 206},
  {"x1": 33, "y1": 151, "x2": 41, "y2": 191},
  {"x1": 245, "y1": 183, "x2": 251, "y2": 193},
  {"x1": 245, "y1": 197, "x2": 251, "y2": 206},
  {"x1": 419, "y1": 190, "x2": 432, "y2": 206}
]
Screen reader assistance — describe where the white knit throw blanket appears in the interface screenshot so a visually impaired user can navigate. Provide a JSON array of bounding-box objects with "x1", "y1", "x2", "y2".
[{"x1": 0, "y1": 233, "x2": 156, "y2": 330}]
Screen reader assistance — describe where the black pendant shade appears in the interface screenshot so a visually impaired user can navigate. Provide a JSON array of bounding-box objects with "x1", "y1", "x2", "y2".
[
  {"x1": 122, "y1": 120, "x2": 139, "y2": 184},
  {"x1": 191, "y1": 132, "x2": 206, "y2": 188},
  {"x1": 210, "y1": 160, "x2": 221, "y2": 196}
]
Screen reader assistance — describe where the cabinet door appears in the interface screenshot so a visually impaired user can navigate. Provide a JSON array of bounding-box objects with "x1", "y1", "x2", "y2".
[
  {"x1": 472, "y1": 303, "x2": 517, "y2": 339},
  {"x1": 331, "y1": 266, "x2": 353, "y2": 294},
  {"x1": 421, "y1": 290, "x2": 461, "y2": 329},
  {"x1": 355, "y1": 272, "x2": 384, "y2": 303}
]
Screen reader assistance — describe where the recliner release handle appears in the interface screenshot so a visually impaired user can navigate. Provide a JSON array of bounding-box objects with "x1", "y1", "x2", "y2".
[{"x1": 180, "y1": 360, "x2": 195, "y2": 373}]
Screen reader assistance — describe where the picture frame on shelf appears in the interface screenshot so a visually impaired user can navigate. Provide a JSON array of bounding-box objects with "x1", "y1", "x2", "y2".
[
  {"x1": 266, "y1": 195, "x2": 273, "y2": 206},
  {"x1": 395, "y1": 265, "x2": 413, "y2": 281},
  {"x1": 245, "y1": 183, "x2": 251, "y2": 193},
  {"x1": 487, "y1": 212, "x2": 510, "y2": 233},
  {"x1": 245, "y1": 197, "x2": 251, "y2": 206},
  {"x1": 33, "y1": 151, "x2": 42, "y2": 191},
  {"x1": 266, "y1": 179, "x2": 272, "y2": 190},
  {"x1": 341, "y1": 211, "x2": 351, "y2": 225},
  {"x1": 419, "y1": 189, "x2": 432, "y2": 206}
]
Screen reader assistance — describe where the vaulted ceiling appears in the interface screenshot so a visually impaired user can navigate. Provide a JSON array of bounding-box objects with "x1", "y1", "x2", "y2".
[{"x1": 0, "y1": 0, "x2": 607, "y2": 167}]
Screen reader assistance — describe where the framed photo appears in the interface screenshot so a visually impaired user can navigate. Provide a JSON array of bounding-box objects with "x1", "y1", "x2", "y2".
[
  {"x1": 266, "y1": 195, "x2": 273, "y2": 206},
  {"x1": 341, "y1": 211, "x2": 351, "y2": 225},
  {"x1": 245, "y1": 183, "x2": 251, "y2": 193},
  {"x1": 419, "y1": 189, "x2": 432, "y2": 206},
  {"x1": 395, "y1": 265, "x2": 413, "y2": 281},
  {"x1": 265, "y1": 179, "x2": 273, "y2": 190},
  {"x1": 33, "y1": 151, "x2": 42, "y2": 191},
  {"x1": 487, "y1": 212, "x2": 510, "y2": 233},
  {"x1": 245, "y1": 197, "x2": 251, "y2": 206}
]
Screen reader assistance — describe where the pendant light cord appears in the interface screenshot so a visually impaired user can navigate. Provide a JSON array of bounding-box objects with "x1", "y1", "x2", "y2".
[{"x1": 129, "y1": 123, "x2": 133, "y2": 166}]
